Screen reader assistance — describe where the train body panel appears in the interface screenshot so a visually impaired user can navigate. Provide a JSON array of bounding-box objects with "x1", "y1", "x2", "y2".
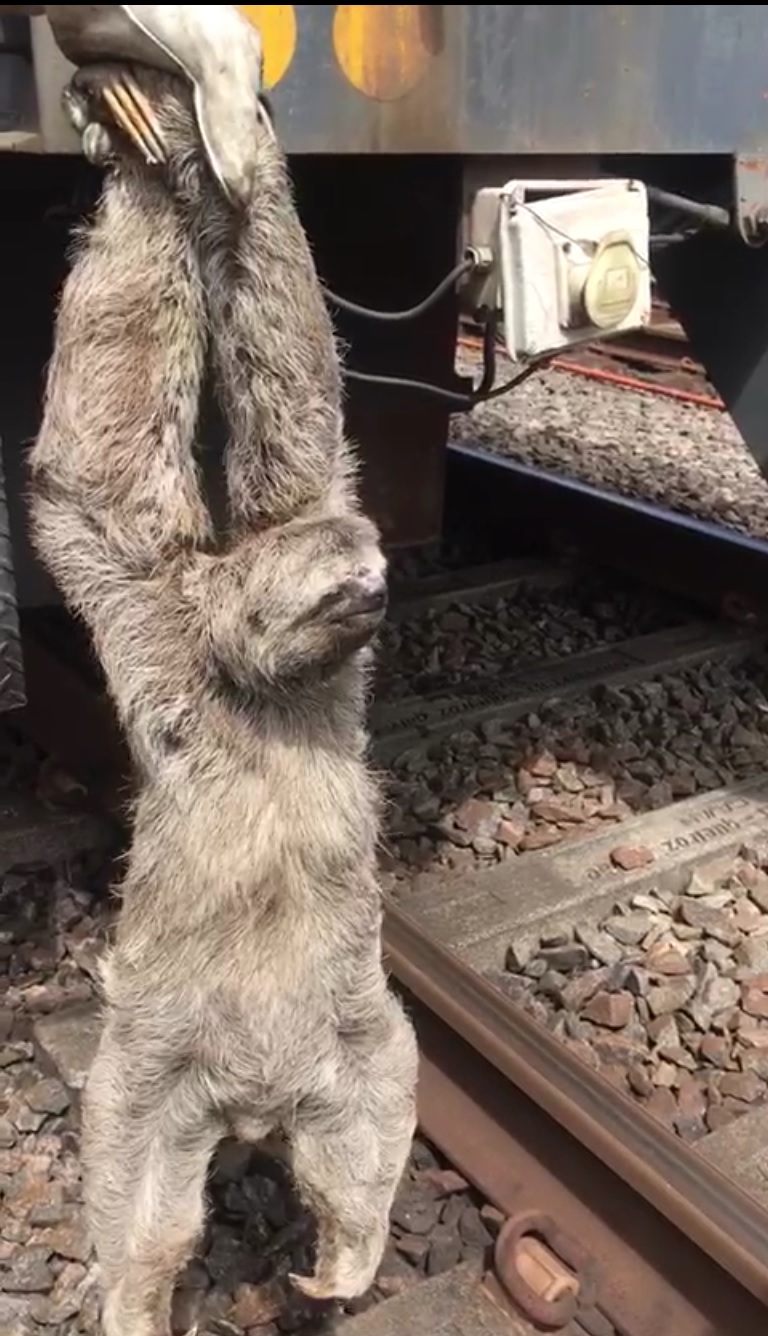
[{"x1": 2, "y1": 7, "x2": 768, "y2": 157}]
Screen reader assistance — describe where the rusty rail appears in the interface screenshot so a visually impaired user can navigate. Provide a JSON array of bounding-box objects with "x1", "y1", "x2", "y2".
[{"x1": 384, "y1": 902, "x2": 768, "y2": 1335}]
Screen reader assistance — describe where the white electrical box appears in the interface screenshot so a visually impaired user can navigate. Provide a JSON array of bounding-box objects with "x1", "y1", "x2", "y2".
[{"x1": 474, "y1": 179, "x2": 651, "y2": 362}]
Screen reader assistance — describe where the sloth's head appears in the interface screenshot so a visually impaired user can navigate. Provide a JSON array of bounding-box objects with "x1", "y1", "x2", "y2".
[{"x1": 190, "y1": 513, "x2": 387, "y2": 691}]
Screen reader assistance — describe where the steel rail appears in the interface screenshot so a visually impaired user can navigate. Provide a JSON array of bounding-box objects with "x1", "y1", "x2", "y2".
[
  {"x1": 445, "y1": 444, "x2": 768, "y2": 620},
  {"x1": 383, "y1": 901, "x2": 768, "y2": 1314}
]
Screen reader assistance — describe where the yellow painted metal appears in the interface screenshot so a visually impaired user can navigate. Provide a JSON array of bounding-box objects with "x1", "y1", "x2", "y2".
[
  {"x1": 332, "y1": 5, "x2": 436, "y2": 101},
  {"x1": 237, "y1": 5, "x2": 297, "y2": 88}
]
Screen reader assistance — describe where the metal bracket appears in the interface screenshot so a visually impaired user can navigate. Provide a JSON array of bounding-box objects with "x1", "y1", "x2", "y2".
[
  {"x1": 491, "y1": 1210, "x2": 627, "y2": 1335},
  {"x1": 733, "y1": 154, "x2": 768, "y2": 246},
  {"x1": 494, "y1": 1211, "x2": 598, "y2": 1329}
]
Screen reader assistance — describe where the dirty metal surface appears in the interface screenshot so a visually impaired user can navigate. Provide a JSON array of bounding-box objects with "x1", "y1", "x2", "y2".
[
  {"x1": 733, "y1": 154, "x2": 768, "y2": 245},
  {"x1": 445, "y1": 446, "x2": 768, "y2": 617},
  {"x1": 294, "y1": 155, "x2": 459, "y2": 548},
  {"x1": 0, "y1": 448, "x2": 24, "y2": 713},
  {"x1": 0, "y1": 441, "x2": 24, "y2": 713},
  {"x1": 12, "y1": 6, "x2": 768, "y2": 156},
  {"x1": 407, "y1": 997, "x2": 768, "y2": 1336},
  {"x1": 655, "y1": 230, "x2": 768, "y2": 480},
  {"x1": 222, "y1": 7, "x2": 768, "y2": 157}
]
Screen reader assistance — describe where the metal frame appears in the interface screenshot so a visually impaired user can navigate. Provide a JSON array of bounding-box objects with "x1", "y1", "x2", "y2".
[{"x1": 3, "y1": 7, "x2": 768, "y2": 157}]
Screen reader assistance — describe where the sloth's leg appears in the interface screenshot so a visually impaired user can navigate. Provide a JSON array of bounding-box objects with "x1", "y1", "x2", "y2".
[
  {"x1": 288, "y1": 992, "x2": 418, "y2": 1300},
  {"x1": 84, "y1": 1021, "x2": 222, "y2": 1336}
]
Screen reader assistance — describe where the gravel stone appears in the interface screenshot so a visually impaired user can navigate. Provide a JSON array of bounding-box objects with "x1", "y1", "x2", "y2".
[
  {"x1": 452, "y1": 348, "x2": 768, "y2": 543},
  {"x1": 583, "y1": 991, "x2": 634, "y2": 1030},
  {"x1": 740, "y1": 1050, "x2": 768, "y2": 1080},
  {"x1": 505, "y1": 939, "x2": 538, "y2": 973},
  {"x1": 604, "y1": 913, "x2": 654, "y2": 947},
  {"x1": 2, "y1": 1249, "x2": 55, "y2": 1296},
  {"x1": 0, "y1": 1117, "x2": 16, "y2": 1149},
  {"x1": 719, "y1": 1071, "x2": 766, "y2": 1103},
  {"x1": 458, "y1": 1206, "x2": 494, "y2": 1250},
  {"x1": 647, "y1": 979, "x2": 697, "y2": 1018},
  {"x1": 33, "y1": 1005, "x2": 101, "y2": 1093},
  {"x1": 610, "y1": 846, "x2": 655, "y2": 873},
  {"x1": 628, "y1": 1065, "x2": 654, "y2": 1098},
  {"x1": 426, "y1": 1231, "x2": 462, "y2": 1277},
  {"x1": 748, "y1": 879, "x2": 768, "y2": 914},
  {"x1": 37, "y1": 1218, "x2": 90, "y2": 1264},
  {"x1": 652, "y1": 1060, "x2": 678, "y2": 1088},
  {"x1": 742, "y1": 985, "x2": 768, "y2": 1019},
  {"x1": 395, "y1": 1235, "x2": 431, "y2": 1266},
  {"x1": 26, "y1": 1078, "x2": 71, "y2": 1118},
  {"x1": 700, "y1": 1036, "x2": 732, "y2": 1069},
  {"x1": 575, "y1": 926, "x2": 622, "y2": 967},
  {"x1": 679, "y1": 901, "x2": 741, "y2": 947},
  {"x1": 646, "y1": 946, "x2": 691, "y2": 977},
  {"x1": 559, "y1": 971, "x2": 606, "y2": 1012},
  {"x1": 539, "y1": 944, "x2": 590, "y2": 973},
  {"x1": 647, "y1": 1014, "x2": 681, "y2": 1050},
  {"x1": 12, "y1": 1103, "x2": 46, "y2": 1134},
  {"x1": 390, "y1": 1198, "x2": 440, "y2": 1236},
  {"x1": 688, "y1": 969, "x2": 740, "y2": 1031},
  {"x1": 646, "y1": 1088, "x2": 678, "y2": 1130},
  {"x1": 675, "y1": 1078, "x2": 708, "y2": 1142}
]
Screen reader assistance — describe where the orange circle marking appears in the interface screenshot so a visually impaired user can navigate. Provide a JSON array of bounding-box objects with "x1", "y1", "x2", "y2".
[
  {"x1": 333, "y1": 5, "x2": 438, "y2": 102},
  {"x1": 238, "y1": 5, "x2": 297, "y2": 89}
]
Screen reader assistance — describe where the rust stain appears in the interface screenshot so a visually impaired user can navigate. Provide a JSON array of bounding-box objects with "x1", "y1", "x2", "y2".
[{"x1": 333, "y1": 5, "x2": 440, "y2": 102}]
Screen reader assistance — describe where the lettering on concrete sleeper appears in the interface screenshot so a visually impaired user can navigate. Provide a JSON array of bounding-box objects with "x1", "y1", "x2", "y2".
[
  {"x1": 376, "y1": 649, "x2": 636, "y2": 738},
  {"x1": 583, "y1": 795, "x2": 765, "y2": 886}
]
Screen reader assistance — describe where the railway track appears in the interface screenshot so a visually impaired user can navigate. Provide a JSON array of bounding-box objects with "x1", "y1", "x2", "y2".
[
  {"x1": 4, "y1": 473, "x2": 768, "y2": 1333},
  {"x1": 460, "y1": 303, "x2": 719, "y2": 409},
  {"x1": 444, "y1": 446, "x2": 768, "y2": 625}
]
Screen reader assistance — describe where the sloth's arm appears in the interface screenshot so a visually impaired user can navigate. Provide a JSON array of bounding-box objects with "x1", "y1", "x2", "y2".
[
  {"x1": 54, "y1": 63, "x2": 355, "y2": 537},
  {"x1": 29, "y1": 161, "x2": 211, "y2": 629},
  {"x1": 194, "y1": 123, "x2": 356, "y2": 533},
  {"x1": 196, "y1": 124, "x2": 355, "y2": 531}
]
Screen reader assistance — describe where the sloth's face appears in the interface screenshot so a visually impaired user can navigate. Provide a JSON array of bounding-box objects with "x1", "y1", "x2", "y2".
[
  {"x1": 195, "y1": 513, "x2": 388, "y2": 689},
  {"x1": 250, "y1": 513, "x2": 388, "y2": 667}
]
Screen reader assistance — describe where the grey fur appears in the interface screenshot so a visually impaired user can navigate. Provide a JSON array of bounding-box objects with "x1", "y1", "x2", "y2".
[{"x1": 29, "y1": 66, "x2": 417, "y2": 1336}]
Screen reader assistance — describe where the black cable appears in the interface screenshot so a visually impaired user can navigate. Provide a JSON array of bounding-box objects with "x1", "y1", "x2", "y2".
[
  {"x1": 331, "y1": 250, "x2": 543, "y2": 408},
  {"x1": 646, "y1": 185, "x2": 730, "y2": 230},
  {"x1": 650, "y1": 232, "x2": 696, "y2": 246},
  {"x1": 344, "y1": 357, "x2": 545, "y2": 412},
  {"x1": 344, "y1": 369, "x2": 474, "y2": 408},
  {"x1": 477, "y1": 314, "x2": 498, "y2": 397},
  {"x1": 480, "y1": 360, "x2": 543, "y2": 400},
  {"x1": 327, "y1": 257, "x2": 475, "y2": 324}
]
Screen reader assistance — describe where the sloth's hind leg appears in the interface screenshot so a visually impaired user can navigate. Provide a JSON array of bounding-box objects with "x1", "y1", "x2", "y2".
[{"x1": 289, "y1": 995, "x2": 417, "y2": 1300}]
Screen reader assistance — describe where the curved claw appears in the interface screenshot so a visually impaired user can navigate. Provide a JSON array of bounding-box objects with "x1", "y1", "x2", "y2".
[
  {"x1": 82, "y1": 120, "x2": 117, "y2": 166},
  {"x1": 46, "y1": 5, "x2": 264, "y2": 204},
  {"x1": 64, "y1": 65, "x2": 166, "y2": 167},
  {"x1": 102, "y1": 74, "x2": 166, "y2": 163}
]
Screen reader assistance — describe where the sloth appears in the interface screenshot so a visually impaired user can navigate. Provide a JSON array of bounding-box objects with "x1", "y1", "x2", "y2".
[{"x1": 29, "y1": 65, "x2": 417, "y2": 1336}]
